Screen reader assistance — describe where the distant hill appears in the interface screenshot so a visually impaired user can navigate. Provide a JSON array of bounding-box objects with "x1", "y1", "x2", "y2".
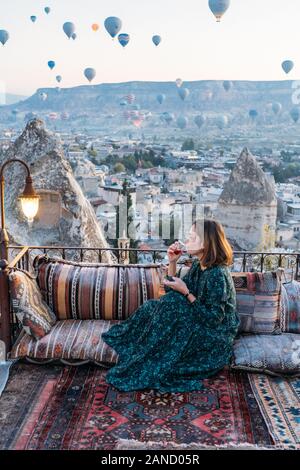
[
  {"x1": 0, "y1": 80, "x2": 298, "y2": 117},
  {"x1": 1, "y1": 94, "x2": 28, "y2": 106}
]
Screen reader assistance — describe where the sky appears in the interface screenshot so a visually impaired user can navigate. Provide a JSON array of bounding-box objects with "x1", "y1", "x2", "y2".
[{"x1": 1, "y1": 0, "x2": 300, "y2": 96}]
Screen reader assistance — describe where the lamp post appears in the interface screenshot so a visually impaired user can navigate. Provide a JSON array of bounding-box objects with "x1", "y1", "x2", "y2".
[{"x1": 0, "y1": 158, "x2": 40, "y2": 260}]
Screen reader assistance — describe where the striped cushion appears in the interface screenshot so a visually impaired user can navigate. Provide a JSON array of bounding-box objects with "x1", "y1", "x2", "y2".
[
  {"x1": 10, "y1": 320, "x2": 120, "y2": 365},
  {"x1": 232, "y1": 272, "x2": 281, "y2": 334},
  {"x1": 33, "y1": 255, "x2": 163, "y2": 321},
  {"x1": 280, "y1": 281, "x2": 300, "y2": 333}
]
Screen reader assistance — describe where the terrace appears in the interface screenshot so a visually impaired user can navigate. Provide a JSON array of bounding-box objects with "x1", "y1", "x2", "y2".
[{"x1": 0, "y1": 244, "x2": 300, "y2": 450}]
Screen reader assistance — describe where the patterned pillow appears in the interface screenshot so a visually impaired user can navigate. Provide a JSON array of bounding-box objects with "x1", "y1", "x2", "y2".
[
  {"x1": 232, "y1": 272, "x2": 281, "y2": 335},
  {"x1": 10, "y1": 319, "x2": 120, "y2": 365},
  {"x1": 33, "y1": 255, "x2": 163, "y2": 321},
  {"x1": 280, "y1": 281, "x2": 300, "y2": 333},
  {"x1": 231, "y1": 333, "x2": 300, "y2": 377},
  {"x1": 8, "y1": 270, "x2": 56, "y2": 340}
]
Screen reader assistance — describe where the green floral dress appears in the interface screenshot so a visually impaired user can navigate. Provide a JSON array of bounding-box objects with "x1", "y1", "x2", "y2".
[{"x1": 101, "y1": 258, "x2": 240, "y2": 393}]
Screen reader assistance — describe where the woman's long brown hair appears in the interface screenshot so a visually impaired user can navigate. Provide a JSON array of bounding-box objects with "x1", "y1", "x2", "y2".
[{"x1": 192, "y1": 219, "x2": 233, "y2": 268}]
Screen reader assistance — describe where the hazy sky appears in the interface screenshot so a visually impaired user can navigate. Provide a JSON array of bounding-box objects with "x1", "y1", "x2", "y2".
[{"x1": 1, "y1": 0, "x2": 300, "y2": 96}]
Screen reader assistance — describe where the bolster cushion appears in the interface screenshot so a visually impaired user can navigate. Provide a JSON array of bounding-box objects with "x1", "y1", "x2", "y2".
[
  {"x1": 33, "y1": 254, "x2": 163, "y2": 321},
  {"x1": 10, "y1": 319, "x2": 121, "y2": 365}
]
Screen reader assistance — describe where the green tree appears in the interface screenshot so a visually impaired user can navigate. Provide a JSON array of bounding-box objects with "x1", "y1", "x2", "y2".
[
  {"x1": 113, "y1": 162, "x2": 126, "y2": 173},
  {"x1": 181, "y1": 139, "x2": 195, "y2": 151}
]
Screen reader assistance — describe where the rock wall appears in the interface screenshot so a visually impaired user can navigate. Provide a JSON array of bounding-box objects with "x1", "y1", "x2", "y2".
[
  {"x1": 216, "y1": 147, "x2": 277, "y2": 251},
  {"x1": 0, "y1": 119, "x2": 117, "y2": 263}
]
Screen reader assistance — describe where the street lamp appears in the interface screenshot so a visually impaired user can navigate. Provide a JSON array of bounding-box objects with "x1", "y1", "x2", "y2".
[{"x1": 0, "y1": 158, "x2": 40, "y2": 260}]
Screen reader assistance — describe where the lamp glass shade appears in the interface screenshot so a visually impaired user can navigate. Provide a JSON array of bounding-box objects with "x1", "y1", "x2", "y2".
[{"x1": 19, "y1": 196, "x2": 39, "y2": 222}]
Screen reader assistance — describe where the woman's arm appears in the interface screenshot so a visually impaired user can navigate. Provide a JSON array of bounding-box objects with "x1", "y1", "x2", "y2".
[{"x1": 188, "y1": 268, "x2": 228, "y2": 328}]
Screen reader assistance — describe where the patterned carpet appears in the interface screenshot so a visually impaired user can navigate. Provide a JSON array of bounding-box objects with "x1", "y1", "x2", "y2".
[{"x1": 0, "y1": 362, "x2": 298, "y2": 450}]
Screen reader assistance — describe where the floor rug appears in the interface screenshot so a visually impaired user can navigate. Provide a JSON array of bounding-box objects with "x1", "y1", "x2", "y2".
[
  {"x1": 249, "y1": 374, "x2": 300, "y2": 448},
  {"x1": 115, "y1": 438, "x2": 278, "y2": 450},
  {"x1": 0, "y1": 362, "x2": 275, "y2": 450}
]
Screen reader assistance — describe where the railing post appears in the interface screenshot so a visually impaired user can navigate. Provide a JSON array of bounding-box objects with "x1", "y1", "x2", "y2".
[{"x1": 0, "y1": 259, "x2": 11, "y2": 358}]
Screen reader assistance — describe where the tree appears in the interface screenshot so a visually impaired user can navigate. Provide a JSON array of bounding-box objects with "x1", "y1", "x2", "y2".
[
  {"x1": 113, "y1": 163, "x2": 126, "y2": 173},
  {"x1": 88, "y1": 149, "x2": 97, "y2": 157},
  {"x1": 181, "y1": 139, "x2": 195, "y2": 151}
]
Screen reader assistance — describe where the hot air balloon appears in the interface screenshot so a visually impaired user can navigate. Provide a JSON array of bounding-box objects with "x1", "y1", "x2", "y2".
[
  {"x1": 282, "y1": 60, "x2": 294, "y2": 74},
  {"x1": 132, "y1": 113, "x2": 144, "y2": 128},
  {"x1": 63, "y1": 22, "x2": 76, "y2": 39},
  {"x1": 178, "y1": 88, "x2": 190, "y2": 101},
  {"x1": 290, "y1": 107, "x2": 300, "y2": 123},
  {"x1": 202, "y1": 89, "x2": 213, "y2": 101},
  {"x1": 123, "y1": 110, "x2": 131, "y2": 121},
  {"x1": 118, "y1": 33, "x2": 130, "y2": 47},
  {"x1": 92, "y1": 23, "x2": 99, "y2": 32},
  {"x1": 56, "y1": 75, "x2": 62, "y2": 83},
  {"x1": 48, "y1": 112, "x2": 58, "y2": 121},
  {"x1": 84, "y1": 67, "x2": 96, "y2": 82},
  {"x1": 30, "y1": 16, "x2": 37, "y2": 23},
  {"x1": 177, "y1": 116, "x2": 188, "y2": 129},
  {"x1": 161, "y1": 112, "x2": 174, "y2": 125},
  {"x1": 39, "y1": 92, "x2": 48, "y2": 101},
  {"x1": 208, "y1": 0, "x2": 230, "y2": 22},
  {"x1": 157, "y1": 94, "x2": 166, "y2": 105},
  {"x1": 0, "y1": 30, "x2": 9, "y2": 46},
  {"x1": 272, "y1": 102, "x2": 282, "y2": 115},
  {"x1": 175, "y1": 78, "x2": 183, "y2": 88},
  {"x1": 44, "y1": 7, "x2": 51, "y2": 14},
  {"x1": 48, "y1": 60, "x2": 55, "y2": 70},
  {"x1": 125, "y1": 94, "x2": 135, "y2": 104},
  {"x1": 61, "y1": 112, "x2": 69, "y2": 120},
  {"x1": 104, "y1": 17, "x2": 122, "y2": 38},
  {"x1": 216, "y1": 115, "x2": 228, "y2": 129},
  {"x1": 72, "y1": 33, "x2": 77, "y2": 40},
  {"x1": 195, "y1": 115, "x2": 206, "y2": 128},
  {"x1": 223, "y1": 80, "x2": 232, "y2": 92},
  {"x1": 152, "y1": 35, "x2": 161, "y2": 46},
  {"x1": 249, "y1": 109, "x2": 258, "y2": 120}
]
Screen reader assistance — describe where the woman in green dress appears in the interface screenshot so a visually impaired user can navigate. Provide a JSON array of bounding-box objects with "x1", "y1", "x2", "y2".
[{"x1": 101, "y1": 218, "x2": 240, "y2": 393}]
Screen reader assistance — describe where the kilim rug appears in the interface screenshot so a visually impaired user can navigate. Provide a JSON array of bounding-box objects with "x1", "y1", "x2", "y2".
[
  {"x1": 248, "y1": 374, "x2": 300, "y2": 448},
  {"x1": 0, "y1": 362, "x2": 275, "y2": 450}
]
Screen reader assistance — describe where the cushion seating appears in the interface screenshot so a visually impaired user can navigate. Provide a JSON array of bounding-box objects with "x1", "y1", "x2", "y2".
[
  {"x1": 10, "y1": 319, "x2": 121, "y2": 365},
  {"x1": 33, "y1": 254, "x2": 163, "y2": 321},
  {"x1": 231, "y1": 333, "x2": 300, "y2": 377}
]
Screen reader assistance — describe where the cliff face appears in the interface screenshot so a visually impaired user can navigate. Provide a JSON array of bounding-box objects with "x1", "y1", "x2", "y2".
[{"x1": 1, "y1": 118, "x2": 116, "y2": 263}]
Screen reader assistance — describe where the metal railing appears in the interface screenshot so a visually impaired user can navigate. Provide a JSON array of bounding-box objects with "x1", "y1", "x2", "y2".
[
  {"x1": 1, "y1": 244, "x2": 300, "y2": 356},
  {"x1": 6, "y1": 245, "x2": 300, "y2": 280}
]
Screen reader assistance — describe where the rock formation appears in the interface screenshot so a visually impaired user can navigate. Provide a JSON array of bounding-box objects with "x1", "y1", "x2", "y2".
[
  {"x1": 0, "y1": 118, "x2": 117, "y2": 263},
  {"x1": 216, "y1": 147, "x2": 277, "y2": 251}
]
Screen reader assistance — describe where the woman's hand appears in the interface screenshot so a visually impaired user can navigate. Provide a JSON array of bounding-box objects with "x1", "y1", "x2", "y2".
[
  {"x1": 163, "y1": 277, "x2": 189, "y2": 295},
  {"x1": 167, "y1": 242, "x2": 183, "y2": 263}
]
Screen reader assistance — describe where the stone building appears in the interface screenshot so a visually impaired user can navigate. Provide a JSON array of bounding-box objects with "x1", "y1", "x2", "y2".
[{"x1": 216, "y1": 147, "x2": 277, "y2": 251}]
